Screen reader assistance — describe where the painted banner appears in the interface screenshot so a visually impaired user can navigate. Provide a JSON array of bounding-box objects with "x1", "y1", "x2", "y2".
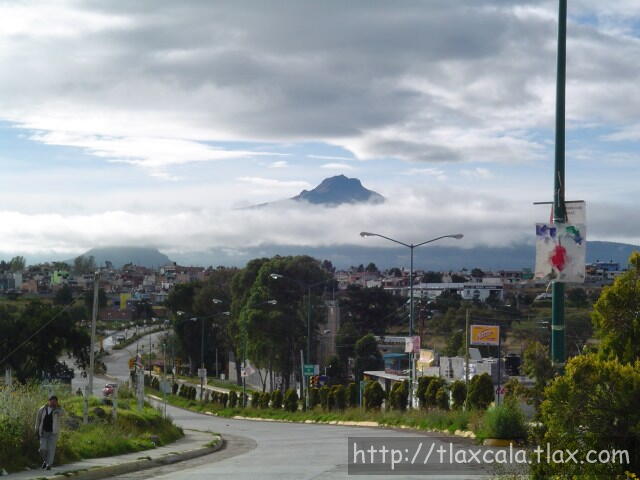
[
  {"x1": 535, "y1": 222, "x2": 586, "y2": 282},
  {"x1": 404, "y1": 336, "x2": 421, "y2": 354},
  {"x1": 470, "y1": 325, "x2": 500, "y2": 346}
]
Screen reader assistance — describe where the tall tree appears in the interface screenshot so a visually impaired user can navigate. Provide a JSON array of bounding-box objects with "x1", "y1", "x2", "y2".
[
  {"x1": 591, "y1": 252, "x2": 640, "y2": 364},
  {"x1": 340, "y1": 285, "x2": 403, "y2": 335},
  {"x1": 354, "y1": 334, "x2": 383, "y2": 381},
  {"x1": 9, "y1": 256, "x2": 26, "y2": 272},
  {"x1": 73, "y1": 255, "x2": 96, "y2": 274}
]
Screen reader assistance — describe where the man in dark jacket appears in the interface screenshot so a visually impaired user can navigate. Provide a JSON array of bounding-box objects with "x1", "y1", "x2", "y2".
[{"x1": 35, "y1": 395, "x2": 64, "y2": 470}]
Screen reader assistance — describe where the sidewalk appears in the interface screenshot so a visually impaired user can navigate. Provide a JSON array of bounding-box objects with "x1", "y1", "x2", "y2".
[{"x1": 5, "y1": 429, "x2": 219, "y2": 480}]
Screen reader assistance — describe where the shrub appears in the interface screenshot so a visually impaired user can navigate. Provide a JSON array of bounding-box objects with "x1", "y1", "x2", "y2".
[
  {"x1": 259, "y1": 392, "x2": 270, "y2": 409},
  {"x1": 347, "y1": 382, "x2": 359, "y2": 407},
  {"x1": 319, "y1": 385, "x2": 330, "y2": 411},
  {"x1": 251, "y1": 391, "x2": 261, "y2": 408},
  {"x1": 331, "y1": 385, "x2": 347, "y2": 410},
  {"x1": 416, "y1": 376, "x2": 437, "y2": 408},
  {"x1": 171, "y1": 383, "x2": 179, "y2": 395},
  {"x1": 271, "y1": 390, "x2": 283, "y2": 409},
  {"x1": 309, "y1": 387, "x2": 320, "y2": 409},
  {"x1": 363, "y1": 381, "x2": 384, "y2": 410},
  {"x1": 424, "y1": 378, "x2": 446, "y2": 408},
  {"x1": 476, "y1": 399, "x2": 527, "y2": 441},
  {"x1": 283, "y1": 389, "x2": 299, "y2": 412},
  {"x1": 467, "y1": 373, "x2": 494, "y2": 410},
  {"x1": 228, "y1": 391, "x2": 238, "y2": 408},
  {"x1": 450, "y1": 380, "x2": 467, "y2": 409},
  {"x1": 435, "y1": 388, "x2": 449, "y2": 410},
  {"x1": 221, "y1": 393, "x2": 229, "y2": 407},
  {"x1": 389, "y1": 380, "x2": 409, "y2": 411}
]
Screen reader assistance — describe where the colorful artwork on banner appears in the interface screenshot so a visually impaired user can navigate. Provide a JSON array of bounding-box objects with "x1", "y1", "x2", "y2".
[{"x1": 535, "y1": 222, "x2": 586, "y2": 282}]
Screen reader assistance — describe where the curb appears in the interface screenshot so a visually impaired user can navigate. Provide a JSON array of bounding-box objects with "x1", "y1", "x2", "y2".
[{"x1": 43, "y1": 436, "x2": 223, "y2": 480}]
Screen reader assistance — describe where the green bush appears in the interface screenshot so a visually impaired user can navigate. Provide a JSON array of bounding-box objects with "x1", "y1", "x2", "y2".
[
  {"x1": 450, "y1": 380, "x2": 466, "y2": 409},
  {"x1": 389, "y1": 380, "x2": 409, "y2": 411},
  {"x1": 171, "y1": 383, "x2": 179, "y2": 395},
  {"x1": 308, "y1": 387, "x2": 320, "y2": 409},
  {"x1": 435, "y1": 388, "x2": 449, "y2": 410},
  {"x1": 221, "y1": 393, "x2": 229, "y2": 407},
  {"x1": 228, "y1": 391, "x2": 238, "y2": 408},
  {"x1": 424, "y1": 377, "x2": 446, "y2": 408},
  {"x1": 331, "y1": 385, "x2": 347, "y2": 410},
  {"x1": 251, "y1": 391, "x2": 261, "y2": 408},
  {"x1": 347, "y1": 382, "x2": 358, "y2": 407},
  {"x1": 283, "y1": 389, "x2": 299, "y2": 412},
  {"x1": 259, "y1": 392, "x2": 271, "y2": 409},
  {"x1": 319, "y1": 385, "x2": 330, "y2": 411},
  {"x1": 476, "y1": 399, "x2": 527, "y2": 441},
  {"x1": 271, "y1": 390, "x2": 283, "y2": 409},
  {"x1": 363, "y1": 381, "x2": 384, "y2": 410},
  {"x1": 467, "y1": 373, "x2": 494, "y2": 410},
  {"x1": 416, "y1": 376, "x2": 437, "y2": 408}
]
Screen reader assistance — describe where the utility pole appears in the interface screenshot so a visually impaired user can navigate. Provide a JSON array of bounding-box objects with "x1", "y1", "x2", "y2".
[
  {"x1": 551, "y1": 0, "x2": 567, "y2": 367},
  {"x1": 200, "y1": 317, "x2": 205, "y2": 401},
  {"x1": 88, "y1": 271, "x2": 100, "y2": 396},
  {"x1": 464, "y1": 309, "x2": 469, "y2": 410}
]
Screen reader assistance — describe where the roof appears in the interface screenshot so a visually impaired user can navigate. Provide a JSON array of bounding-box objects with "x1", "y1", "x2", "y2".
[{"x1": 363, "y1": 370, "x2": 409, "y2": 382}]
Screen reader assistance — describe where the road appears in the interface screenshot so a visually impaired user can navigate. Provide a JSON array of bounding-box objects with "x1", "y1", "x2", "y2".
[{"x1": 94, "y1": 332, "x2": 497, "y2": 479}]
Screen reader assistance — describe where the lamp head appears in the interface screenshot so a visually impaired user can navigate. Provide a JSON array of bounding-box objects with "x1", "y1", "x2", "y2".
[
  {"x1": 360, "y1": 232, "x2": 373, "y2": 238},
  {"x1": 266, "y1": 299, "x2": 278, "y2": 305},
  {"x1": 211, "y1": 298, "x2": 223, "y2": 304},
  {"x1": 270, "y1": 273, "x2": 283, "y2": 280},
  {"x1": 452, "y1": 234, "x2": 464, "y2": 240}
]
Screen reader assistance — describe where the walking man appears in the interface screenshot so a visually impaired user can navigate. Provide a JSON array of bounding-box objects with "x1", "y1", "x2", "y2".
[{"x1": 35, "y1": 395, "x2": 64, "y2": 470}]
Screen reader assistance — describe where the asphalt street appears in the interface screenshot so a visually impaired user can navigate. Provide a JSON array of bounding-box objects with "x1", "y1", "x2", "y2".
[{"x1": 93, "y1": 332, "x2": 498, "y2": 479}]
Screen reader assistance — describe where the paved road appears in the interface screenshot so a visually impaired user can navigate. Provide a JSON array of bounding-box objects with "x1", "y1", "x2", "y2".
[{"x1": 100, "y1": 333, "x2": 496, "y2": 479}]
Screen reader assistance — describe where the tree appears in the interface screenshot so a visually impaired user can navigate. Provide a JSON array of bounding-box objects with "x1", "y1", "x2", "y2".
[
  {"x1": 354, "y1": 334, "x2": 382, "y2": 381},
  {"x1": 73, "y1": 255, "x2": 96, "y2": 274},
  {"x1": 336, "y1": 321, "x2": 359, "y2": 368},
  {"x1": 470, "y1": 268, "x2": 484, "y2": 279},
  {"x1": 421, "y1": 271, "x2": 443, "y2": 283},
  {"x1": 283, "y1": 388, "x2": 299, "y2": 412},
  {"x1": 521, "y1": 341, "x2": 554, "y2": 410},
  {"x1": 389, "y1": 380, "x2": 409, "y2": 411},
  {"x1": 84, "y1": 287, "x2": 107, "y2": 313},
  {"x1": 341, "y1": 285, "x2": 403, "y2": 335},
  {"x1": 0, "y1": 301, "x2": 90, "y2": 382},
  {"x1": 534, "y1": 354, "x2": 640, "y2": 477},
  {"x1": 467, "y1": 373, "x2": 494, "y2": 410},
  {"x1": 9, "y1": 256, "x2": 26, "y2": 272},
  {"x1": 444, "y1": 330, "x2": 464, "y2": 357},
  {"x1": 567, "y1": 287, "x2": 588, "y2": 308},
  {"x1": 424, "y1": 377, "x2": 446, "y2": 408},
  {"x1": 365, "y1": 262, "x2": 379, "y2": 273},
  {"x1": 451, "y1": 273, "x2": 467, "y2": 283},
  {"x1": 591, "y1": 252, "x2": 640, "y2": 364},
  {"x1": 325, "y1": 355, "x2": 344, "y2": 383},
  {"x1": 387, "y1": 267, "x2": 402, "y2": 277},
  {"x1": 53, "y1": 284, "x2": 74, "y2": 306}
]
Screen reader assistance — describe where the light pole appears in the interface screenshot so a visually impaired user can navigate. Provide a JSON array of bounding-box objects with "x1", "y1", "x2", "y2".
[
  {"x1": 269, "y1": 273, "x2": 332, "y2": 409},
  {"x1": 360, "y1": 232, "x2": 464, "y2": 407}
]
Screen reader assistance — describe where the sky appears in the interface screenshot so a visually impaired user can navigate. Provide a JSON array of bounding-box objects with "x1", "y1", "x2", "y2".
[{"x1": 1, "y1": 0, "x2": 640, "y2": 264}]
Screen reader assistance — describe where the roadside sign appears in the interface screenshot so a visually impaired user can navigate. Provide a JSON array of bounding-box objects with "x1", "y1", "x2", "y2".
[
  {"x1": 197, "y1": 368, "x2": 207, "y2": 378},
  {"x1": 470, "y1": 325, "x2": 500, "y2": 346},
  {"x1": 303, "y1": 364, "x2": 319, "y2": 376}
]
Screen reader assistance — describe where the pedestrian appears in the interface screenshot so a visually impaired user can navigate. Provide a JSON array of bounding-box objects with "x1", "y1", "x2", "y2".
[{"x1": 35, "y1": 395, "x2": 64, "y2": 470}]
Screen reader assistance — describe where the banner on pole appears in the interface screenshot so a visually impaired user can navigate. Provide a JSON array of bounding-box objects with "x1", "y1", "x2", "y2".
[
  {"x1": 404, "y1": 336, "x2": 421, "y2": 354},
  {"x1": 534, "y1": 201, "x2": 586, "y2": 283}
]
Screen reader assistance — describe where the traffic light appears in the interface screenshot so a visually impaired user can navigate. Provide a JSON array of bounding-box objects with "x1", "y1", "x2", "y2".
[{"x1": 310, "y1": 375, "x2": 319, "y2": 388}]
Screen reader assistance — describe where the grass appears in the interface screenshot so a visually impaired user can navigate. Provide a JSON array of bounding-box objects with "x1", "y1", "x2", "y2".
[
  {"x1": 0, "y1": 384, "x2": 183, "y2": 473},
  {"x1": 153, "y1": 389, "x2": 479, "y2": 435}
]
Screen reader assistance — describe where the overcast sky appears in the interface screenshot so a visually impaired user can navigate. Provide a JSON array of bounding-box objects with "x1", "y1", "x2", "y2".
[{"x1": 1, "y1": 0, "x2": 639, "y2": 262}]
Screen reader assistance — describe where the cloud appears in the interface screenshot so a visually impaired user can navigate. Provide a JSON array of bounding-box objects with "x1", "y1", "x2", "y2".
[
  {"x1": 307, "y1": 154, "x2": 355, "y2": 161},
  {"x1": 236, "y1": 177, "x2": 311, "y2": 189},
  {"x1": 460, "y1": 167, "x2": 493, "y2": 179},
  {"x1": 321, "y1": 163, "x2": 354, "y2": 170},
  {"x1": 268, "y1": 160, "x2": 289, "y2": 168},
  {"x1": 403, "y1": 167, "x2": 447, "y2": 181},
  {"x1": 2, "y1": 0, "x2": 639, "y2": 172}
]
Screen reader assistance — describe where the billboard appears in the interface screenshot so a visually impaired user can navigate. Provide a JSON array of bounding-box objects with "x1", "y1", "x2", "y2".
[{"x1": 470, "y1": 325, "x2": 500, "y2": 346}]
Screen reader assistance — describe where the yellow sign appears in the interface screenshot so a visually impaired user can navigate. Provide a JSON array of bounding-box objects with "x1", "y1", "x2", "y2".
[
  {"x1": 120, "y1": 293, "x2": 131, "y2": 311},
  {"x1": 470, "y1": 325, "x2": 500, "y2": 346}
]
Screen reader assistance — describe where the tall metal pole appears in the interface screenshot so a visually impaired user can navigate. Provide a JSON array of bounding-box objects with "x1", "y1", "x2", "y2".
[
  {"x1": 551, "y1": 0, "x2": 567, "y2": 367},
  {"x1": 464, "y1": 309, "x2": 469, "y2": 410},
  {"x1": 409, "y1": 245, "x2": 415, "y2": 408},
  {"x1": 305, "y1": 287, "x2": 312, "y2": 409},
  {"x1": 88, "y1": 272, "x2": 100, "y2": 396},
  {"x1": 200, "y1": 318, "x2": 205, "y2": 401}
]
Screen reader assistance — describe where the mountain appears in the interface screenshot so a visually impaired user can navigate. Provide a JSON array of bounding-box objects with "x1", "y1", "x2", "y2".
[
  {"x1": 73, "y1": 247, "x2": 172, "y2": 269},
  {"x1": 291, "y1": 175, "x2": 384, "y2": 205},
  {"x1": 169, "y1": 240, "x2": 640, "y2": 270}
]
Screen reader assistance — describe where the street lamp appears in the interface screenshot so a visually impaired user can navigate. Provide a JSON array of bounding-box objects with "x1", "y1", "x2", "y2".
[
  {"x1": 269, "y1": 273, "x2": 333, "y2": 408},
  {"x1": 359, "y1": 231, "x2": 464, "y2": 407}
]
